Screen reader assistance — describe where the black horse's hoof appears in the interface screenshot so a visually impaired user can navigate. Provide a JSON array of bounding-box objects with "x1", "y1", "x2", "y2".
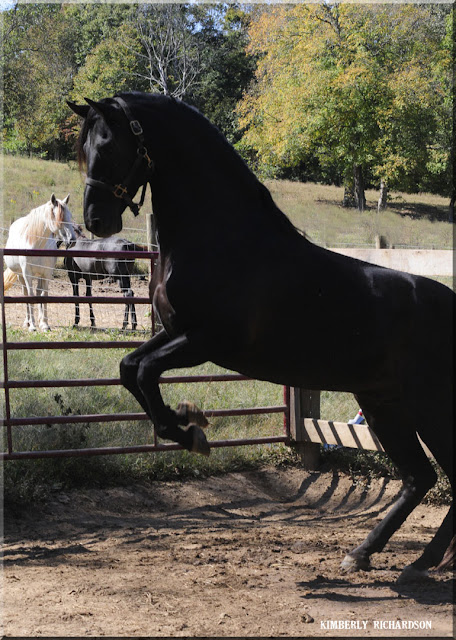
[
  {"x1": 188, "y1": 424, "x2": 211, "y2": 457},
  {"x1": 340, "y1": 554, "x2": 371, "y2": 573},
  {"x1": 177, "y1": 401, "x2": 209, "y2": 428},
  {"x1": 397, "y1": 565, "x2": 430, "y2": 583}
]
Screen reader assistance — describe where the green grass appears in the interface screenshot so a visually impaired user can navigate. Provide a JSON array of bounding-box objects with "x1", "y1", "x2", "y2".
[{"x1": 265, "y1": 180, "x2": 453, "y2": 249}]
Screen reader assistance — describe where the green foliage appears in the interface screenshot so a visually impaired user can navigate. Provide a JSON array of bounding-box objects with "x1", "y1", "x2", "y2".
[
  {"x1": 3, "y1": 5, "x2": 78, "y2": 158},
  {"x1": 237, "y1": 4, "x2": 452, "y2": 199},
  {"x1": 2, "y1": 1, "x2": 451, "y2": 202},
  {"x1": 71, "y1": 23, "x2": 141, "y2": 102},
  {"x1": 1, "y1": 3, "x2": 255, "y2": 159}
]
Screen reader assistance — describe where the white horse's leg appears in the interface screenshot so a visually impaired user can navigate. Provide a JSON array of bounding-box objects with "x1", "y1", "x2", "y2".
[
  {"x1": 22, "y1": 268, "x2": 37, "y2": 331},
  {"x1": 37, "y1": 276, "x2": 50, "y2": 331},
  {"x1": 17, "y1": 275, "x2": 29, "y2": 328}
]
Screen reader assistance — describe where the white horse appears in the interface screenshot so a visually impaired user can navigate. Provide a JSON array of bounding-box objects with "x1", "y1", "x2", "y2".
[{"x1": 3, "y1": 194, "x2": 77, "y2": 331}]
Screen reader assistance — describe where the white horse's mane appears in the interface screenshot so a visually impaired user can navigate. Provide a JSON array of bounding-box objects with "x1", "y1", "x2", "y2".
[{"x1": 23, "y1": 199, "x2": 65, "y2": 246}]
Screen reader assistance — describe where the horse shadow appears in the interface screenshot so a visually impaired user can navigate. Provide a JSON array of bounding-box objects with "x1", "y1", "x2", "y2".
[{"x1": 298, "y1": 575, "x2": 454, "y2": 606}]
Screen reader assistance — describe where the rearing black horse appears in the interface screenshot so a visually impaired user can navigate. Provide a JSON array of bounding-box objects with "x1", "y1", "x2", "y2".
[{"x1": 68, "y1": 92, "x2": 454, "y2": 582}]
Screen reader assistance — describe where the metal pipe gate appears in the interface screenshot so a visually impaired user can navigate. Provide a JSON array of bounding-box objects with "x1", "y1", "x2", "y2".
[{"x1": 1, "y1": 247, "x2": 291, "y2": 460}]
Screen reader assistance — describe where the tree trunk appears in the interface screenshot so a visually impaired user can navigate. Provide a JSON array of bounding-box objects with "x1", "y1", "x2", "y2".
[
  {"x1": 377, "y1": 181, "x2": 388, "y2": 211},
  {"x1": 353, "y1": 165, "x2": 366, "y2": 212},
  {"x1": 449, "y1": 191, "x2": 455, "y2": 224},
  {"x1": 342, "y1": 185, "x2": 355, "y2": 208}
]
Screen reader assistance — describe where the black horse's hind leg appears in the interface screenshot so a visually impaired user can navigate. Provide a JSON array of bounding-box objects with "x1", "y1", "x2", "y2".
[
  {"x1": 119, "y1": 275, "x2": 136, "y2": 330},
  {"x1": 130, "y1": 297, "x2": 137, "y2": 330},
  {"x1": 120, "y1": 330, "x2": 210, "y2": 455},
  {"x1": 341, "y1": 398, "x2": 439, "y2": 579},
  {"x1": 85, "y1": 276, "x2": 96, "y2": 328}
]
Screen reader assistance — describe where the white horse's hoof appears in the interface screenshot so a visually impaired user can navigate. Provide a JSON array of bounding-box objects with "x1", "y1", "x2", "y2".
[
  {"x1": 28, "y1": 325, "x2": 37, "y2": 332},
  {"x1": 340, "y1": 554, "x2": 371, "y2": 573},
  {"x1": 397, "y1": 565, "x2": 429, "y2": 583},
  {"x1": 40, "y1": 325, "x2": 50, "y2": 331}
]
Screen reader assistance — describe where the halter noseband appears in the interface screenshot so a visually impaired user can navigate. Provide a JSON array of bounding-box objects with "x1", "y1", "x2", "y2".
[{"x1": 85, "y1": 96, "x2": 154, "y2": 217}]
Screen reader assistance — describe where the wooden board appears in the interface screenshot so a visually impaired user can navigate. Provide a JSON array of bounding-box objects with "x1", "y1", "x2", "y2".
[
  {"x1": 302, "y1": 418, "x2": 385, "y2": 451},
  {"x1": 300, "y1": 418, "x2": 433, "y2": 458}
]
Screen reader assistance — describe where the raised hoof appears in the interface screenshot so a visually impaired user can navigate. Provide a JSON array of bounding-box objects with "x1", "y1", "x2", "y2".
[
  {"x1": 188, "y1": 424, "x2": 211, "y2": 457},
  {"x1": 397, "y1": 565, "x2": 430, "y2": 584},
  {"x1": 177, "y1": 401, "x2": 209, "y2": 428},
  {"x1": 340, "y1": 554, "x2": 371, "y2": 574}
]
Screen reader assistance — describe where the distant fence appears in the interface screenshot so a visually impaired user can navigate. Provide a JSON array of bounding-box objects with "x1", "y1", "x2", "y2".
[{"x1": 331, "y1": 248, "x2": 452, "y2": 276}]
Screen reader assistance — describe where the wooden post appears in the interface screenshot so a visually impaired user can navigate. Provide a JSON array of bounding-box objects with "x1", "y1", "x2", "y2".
[
  {"x1": 290, "y1": 388, "x2": 321, "y2": 470},
  {"x1": 146, "y1": 212, "x2": 157, "y2": 251}
]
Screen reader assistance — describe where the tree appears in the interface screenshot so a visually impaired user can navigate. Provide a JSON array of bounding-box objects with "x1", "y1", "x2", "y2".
[
  {"x1": 71, "y1": 23, "x2": 141, "y2": 103},
  {"x1": 189, "y1": 5, "x2": 256, "y2": 142},
  {"x1": 237, "y1": 3, "x2": 451, "y2": 209},
  {"x1": 131, "y1": 4, "x2": 202, "y2": 99},
  {"x1": 2, "y1": 4, "x2": 76, "y2": 157}
]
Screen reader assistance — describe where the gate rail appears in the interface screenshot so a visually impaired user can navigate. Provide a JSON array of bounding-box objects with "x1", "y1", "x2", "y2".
[{"x1": 1, "y1": 247, "x2": 290, "y2": 460}]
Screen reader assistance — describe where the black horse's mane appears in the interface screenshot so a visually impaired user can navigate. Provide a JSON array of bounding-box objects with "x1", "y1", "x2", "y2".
[{"x1": 76, "y1": 91, "x2": 301, "y2": 237}]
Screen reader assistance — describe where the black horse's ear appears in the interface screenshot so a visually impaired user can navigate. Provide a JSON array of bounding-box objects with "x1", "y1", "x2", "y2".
[
  {"x1": 84, "y1": 98, "x2": 115, "y2": 121},
  {"x1": 67, "y1": 101, "x2": 90, "y2": 119}
]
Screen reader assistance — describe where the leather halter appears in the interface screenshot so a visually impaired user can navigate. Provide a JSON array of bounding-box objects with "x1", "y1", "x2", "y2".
[{"x1": 85, "y1": 96, "x2": 154, "y2": 217}]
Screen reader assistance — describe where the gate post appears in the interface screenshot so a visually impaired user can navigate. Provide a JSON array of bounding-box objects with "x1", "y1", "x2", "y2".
[{"x1": 290, "y1": 388, "x2": 321, "y2": 470}]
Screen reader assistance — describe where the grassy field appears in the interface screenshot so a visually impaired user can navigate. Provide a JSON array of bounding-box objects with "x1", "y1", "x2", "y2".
[{"x1": 1, "y1": 155, "x2": 453, "y2": 503}]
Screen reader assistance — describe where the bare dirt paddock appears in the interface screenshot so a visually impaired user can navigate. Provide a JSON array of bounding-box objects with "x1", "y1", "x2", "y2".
[{"x1": 3, "y1": 468, "x2": 454, "y2": 637}]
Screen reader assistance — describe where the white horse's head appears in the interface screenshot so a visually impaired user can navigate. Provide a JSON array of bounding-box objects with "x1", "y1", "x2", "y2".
[{"x1": 49, "y1": 194, "x2": 78, "y2": 245}]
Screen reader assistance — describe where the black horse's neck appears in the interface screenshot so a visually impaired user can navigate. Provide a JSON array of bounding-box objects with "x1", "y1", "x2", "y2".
[{"x1": 118, "y1": 93, "x2": 299, "y2": 255}]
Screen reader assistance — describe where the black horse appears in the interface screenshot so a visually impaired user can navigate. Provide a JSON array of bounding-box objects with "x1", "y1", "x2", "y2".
[
  {"x1": 68, "y1": 92, "x2": 454, "y2": 581},
  {"x1": 64, "y1": 230, "x2": 145, "y2": 330}
]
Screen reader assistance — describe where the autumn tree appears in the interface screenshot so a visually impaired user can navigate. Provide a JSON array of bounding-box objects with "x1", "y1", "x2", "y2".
[{"x1": 237, "y1": 3, "x2": 451, "y2": 210}]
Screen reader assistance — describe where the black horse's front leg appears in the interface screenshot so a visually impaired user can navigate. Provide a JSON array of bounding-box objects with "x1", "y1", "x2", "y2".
[
  {"x1": 120, "y1": 330, "x2": 210, "y2": 455},
  {"x1": 70, "y1": 278, "x2": 80, "y2": 327}
]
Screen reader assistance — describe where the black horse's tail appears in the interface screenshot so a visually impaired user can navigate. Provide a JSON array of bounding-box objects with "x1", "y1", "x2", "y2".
[{"x1": 436, "y1": 535, "x2": 455, "y2": 571}]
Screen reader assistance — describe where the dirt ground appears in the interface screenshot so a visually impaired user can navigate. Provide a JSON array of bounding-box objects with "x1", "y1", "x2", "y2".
[
  {"x1": 5, "y1": 275, "x2": 153, "y2": 332},
  {"x1": 3, "y1": 468, "x2": 454, "y2": 637}
]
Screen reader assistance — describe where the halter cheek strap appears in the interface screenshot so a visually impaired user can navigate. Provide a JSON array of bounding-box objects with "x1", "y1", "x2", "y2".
[
  {"x1": 85, "y1": 176, "x2": 148, "y2": 218},
  {"x1": 86, "y1": 96, "x2": 154, "y2": 217}
]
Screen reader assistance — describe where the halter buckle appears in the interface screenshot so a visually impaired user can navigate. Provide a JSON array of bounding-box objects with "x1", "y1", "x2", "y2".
[
  {"x1": 130, "y1": 120, "x2": 143, "y2": 136},
  {"x1": 113, "y1": 184, "x2": 128, "y2": 199}
]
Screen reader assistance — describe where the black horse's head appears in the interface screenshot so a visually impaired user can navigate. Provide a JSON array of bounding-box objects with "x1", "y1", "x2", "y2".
[{"x1": 68, "y1": 96, "x2": 154, "y2": 238}]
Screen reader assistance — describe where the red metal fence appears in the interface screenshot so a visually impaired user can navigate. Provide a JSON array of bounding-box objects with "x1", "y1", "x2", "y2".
[{"x1": 1, "y1": 247, "x2": 290, "y2": 460}]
